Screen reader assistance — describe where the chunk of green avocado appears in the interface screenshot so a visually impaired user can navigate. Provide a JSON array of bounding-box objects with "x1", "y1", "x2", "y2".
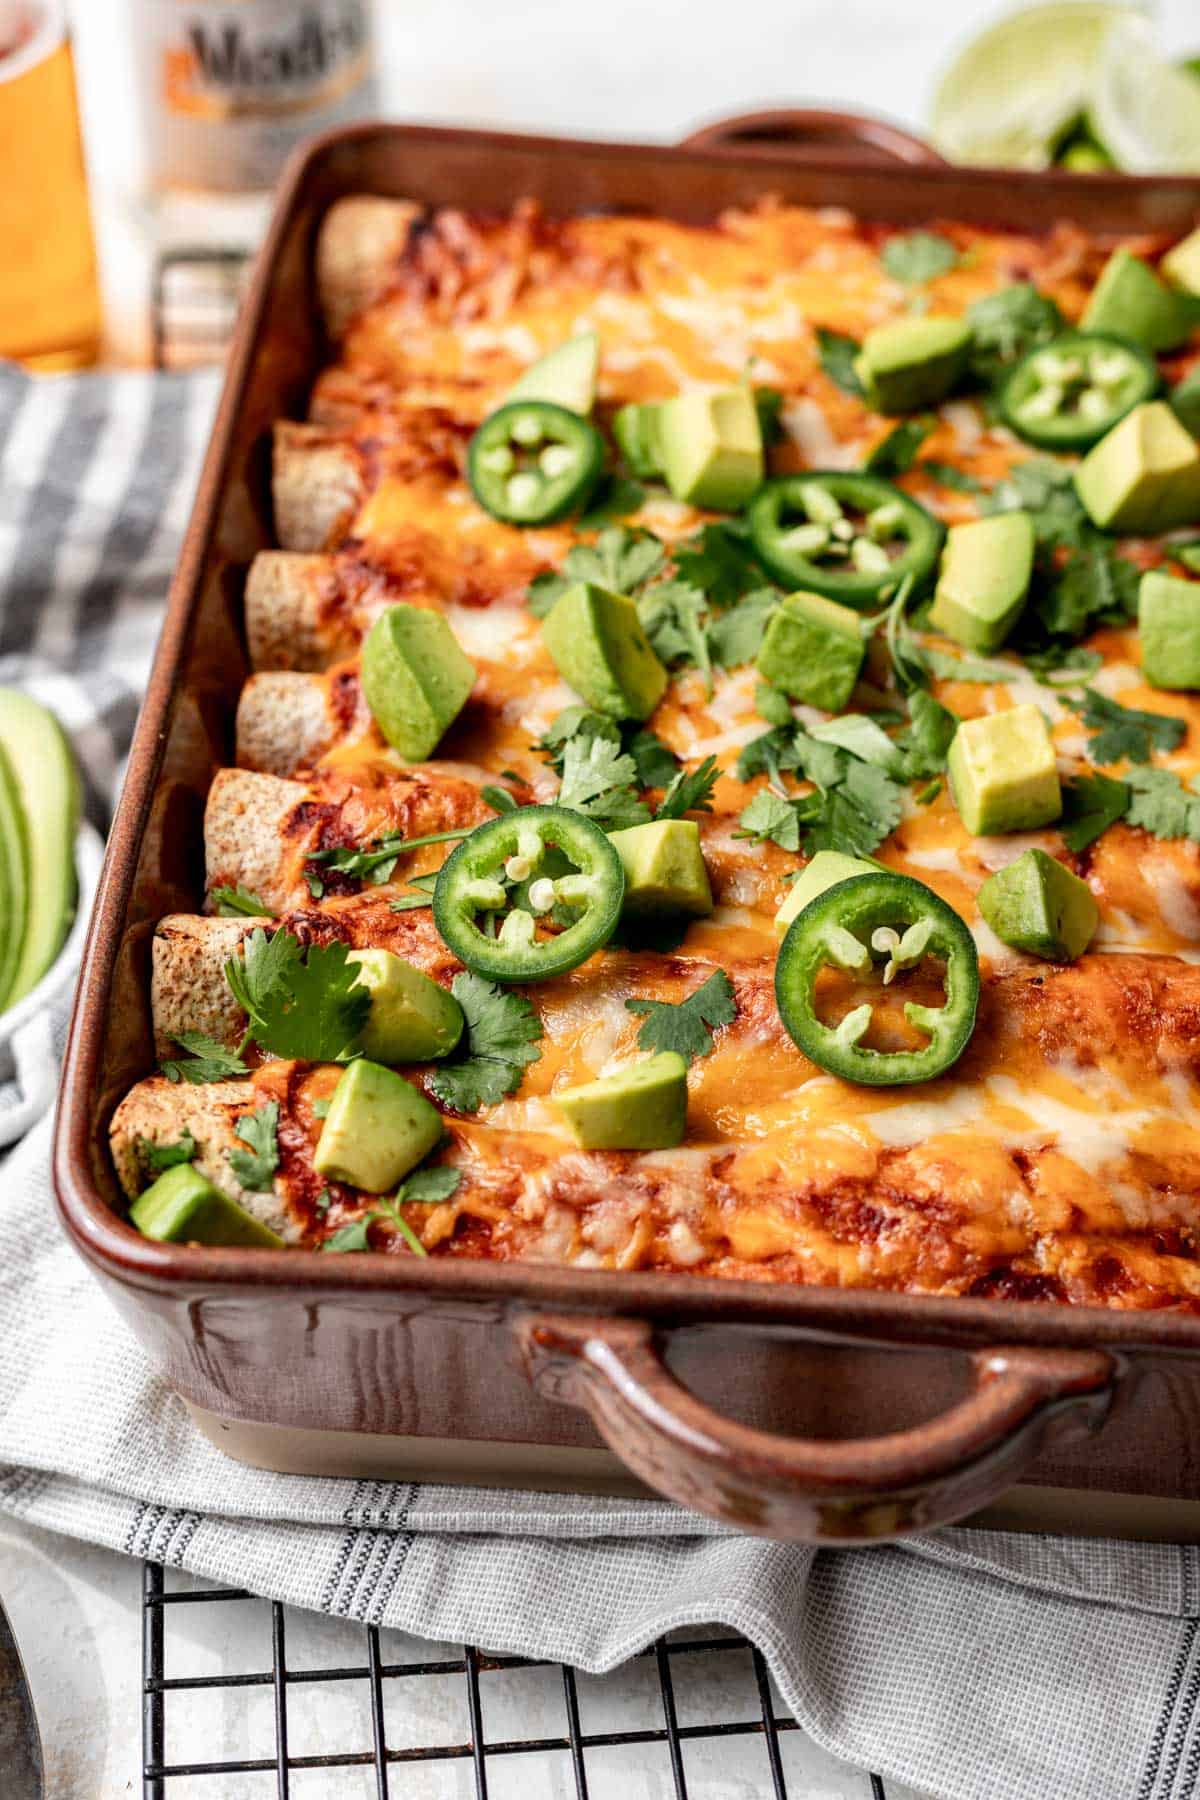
[
  {"x1": 775, "y1": 850, "x2": 878, "y2": 938},
  {"x1": 1171, "y1": 369, "x2": 1200, "y2": 439},
  {"x1": 1163, "y1": 228, "x2": 1200, "y2": 298},
  {"x1": 613, "y1": 402, "x2": 664, "y2": 478},
  {"x1": 1074, "y1": 402, "x2": 1200, "y2": 534},
  {"x1": 1139, "y1": 569, "x2": 1200, "y2": 689},
  {"x1": 130, "y1": 1163, "x2": 284, "y2": 1248},
  {"x1": 927, "y1": 512, "x2": 1034, "y2": 652},
  {"x1": 360, "y1": 604, "x2": 476, "y2": 761},
  {"x1": 553, "y1": 1051, "x2": 688, "y2": 1150},
  {"x1": 0, "y1": 688, "x2": 80, "y2": 1006},
  {"x1": 504, "y1": 332, "x2": 599, "y2": 415},
  {"x1": 542, "y1": 581, "x2": 667, "y2": 720},
  {"x1": 756, "y1": 590, "x2": 866, "y2": 711},
  {"x1": 656, "y1": 387, "x2": 764, "y2": 510},
  {"x1": 0, "y1": 741, "x2": 28, "y2": 1014},
  {"x1": 608, "y1": 819, "x2": 713, "y2": 917},
  {"x1": 1081, "y1": 248, "x2": 1192, "y2": 352},
  {"x1": 854, "y1": 316, "x2": 970, "y2": 415},
  {"x1": 347, "y1": 950, "x2": 464, "y2": 1061},
  {"x1": 977, "y1": 848, "x2": 1098, "y2": 962},
  {"x1": 947, "y1": 705, "x2": 1061, "y2": 837},
  {"x1": 314, "y1": 1059, "x2": 443, "y2": 1194}
]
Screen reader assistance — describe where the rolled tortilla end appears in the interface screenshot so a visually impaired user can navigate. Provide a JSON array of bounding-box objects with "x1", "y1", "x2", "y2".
[
  {"x1": 237, "y1": 671, "x2": 341, "y2": 776},
  {"x1": 272, "y1": 422, "x2": 363, "y2": 553},
  {"x1": 204, "y1": 767, "x2": 310, "y2": 916},
  {"x1": 109, "y1": 1074, "x2": 303, "y2": 1243},
  {"x1": 152, "y1": 913, "x2": 258, "y2": 1058},
  {"x1": 245, "y1": 551, "x2": 346, "y2": 672},
  {"x1": 316, "y1": 195, "x2": 421, "y2": 338}
]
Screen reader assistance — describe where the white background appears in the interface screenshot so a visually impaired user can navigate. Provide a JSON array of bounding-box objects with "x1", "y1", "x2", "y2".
[{"x1": 7, "y1": 0, "x2": 1200, "y2": 1793}]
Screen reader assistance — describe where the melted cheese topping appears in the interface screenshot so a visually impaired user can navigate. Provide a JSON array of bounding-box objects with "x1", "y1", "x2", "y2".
[{"x1": 131, "y1": 197, "x2": 1200, "y2": 1308}]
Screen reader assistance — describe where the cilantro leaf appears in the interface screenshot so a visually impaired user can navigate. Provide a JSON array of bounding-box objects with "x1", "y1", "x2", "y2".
[
  {"x1": 626, "y1": 969, "x2": 736, "y2": 1063},
  {"x1": 390, "y1": 871, "x2": 440, "y2": 913},
  {"x1": 557, "y1": 734, "x2": 650, "y2": 830},
  {"x1": 1033, "y1": 543, "x2": 1139, "y2": 641},
  {"x1": 537, "y1": 706, "x2": 621, "y2": 772},
  {"x1": 755, "y1": 681, "x2": 795, "y2": 727},
  {"x1": 637, "y1": 579, "x2": 712, "y2": 690},
  {"x1": 224, "y1": 929, "x2": 370, "y2": 1063},
  {"x1": 1022, "y1": 644, "x2": 1104, "y2": 684},
  {"x1": 136, "y1": 1130, "x2": 197, "y2": 1177},
  {"x1": 1125, "y1": 767, "x2": 1200, "y2": 841},
  {"x1": 397, "y1": 1166, "x2": 462, "y2": 1205},
  {"x1": 865, "y1": 418, "x2": 932, "y2": 476},
  {"x1": 882, "y1": 231, "x2": 959, "y2": 285},
  {"x1": 322, "y1": 1217, "x2": 373, "y2": 1252},
  {"x1": 428, "y1": 973, "x2": 543, "y2": 1112},
  {"x1": 628, "y1": 728, "x2": 680, "y2": 788},
  {"x1": 1060, "y1": 772, "x2": 1131, "y2": 852},
  {"x1": 671, "y1": 522, "x2": 766, "y2": 609},
  {"x1": 808, "y1": 714, "x2": 905, "y2": 774},
  {"x1": 526, "y1": 570, "x2": 569, "y2": 619},
  {"x1": 966, "y1": 283, "x2": 1063, "y2": 386},
  {"x1": 525, "y1": 527, "x2": 667, "y2": 617},
  {"x1": 161, "y1": 1031, "x2": 250, "y2": 1085},
  {"x1": 307, "y1": 825, "x2": 469, "y2": 889},
  {"x1": 736, "y1": 789, "x2": 802, "y2": 851},
  {"x1": 230, "y1": 1101, "x2": 280, "y2": 1191},
  {"x1": 211, "y1": 884, "x2": 271, "y2": 918},
  {"x1": 921, "y1": 647, "x2": 1015, "y2": 684},
  {"x1": 815, "y1": 327, "x2": 864, "y2": 397},
  {"x1": 708, "y1": 587, "x2": 779, "y2": 669},
  {"x1": 1064, "y1": 689, "x2": 1186, "y2": 765},
  {"x1": 656, "y1": 756, "x2": 720, "y2": 821},
  {"x1": 985, "y1": 457, "x2": 1091, "y2": 552},
  {"x1": 801, "y1": 755, "x2": 905, "y2": 857}
]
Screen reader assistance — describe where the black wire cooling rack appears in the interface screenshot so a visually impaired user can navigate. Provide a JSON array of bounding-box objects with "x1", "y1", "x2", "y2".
[{"x1": 141, "y1": 1562, "x2": 894, "y2": 1798}]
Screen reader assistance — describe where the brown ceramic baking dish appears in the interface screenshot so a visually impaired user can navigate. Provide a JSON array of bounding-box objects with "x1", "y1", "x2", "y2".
[{"x1": 53, "y1": 111, "x2": 1200, "y2": 1544}]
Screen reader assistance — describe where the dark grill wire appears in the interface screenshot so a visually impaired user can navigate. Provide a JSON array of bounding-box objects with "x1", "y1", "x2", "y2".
[
  {"x1": 141, "y1": 1561, "x2": 894, "y2": 1798},
  {"x1": 144, "y1": 259, "x2": 894, "y2": 1800}
]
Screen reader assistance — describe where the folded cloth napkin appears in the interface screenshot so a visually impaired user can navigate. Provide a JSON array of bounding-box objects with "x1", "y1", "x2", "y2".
[{"x1": 3, "y1": 362, "x2": 1200, "y2": 1800}]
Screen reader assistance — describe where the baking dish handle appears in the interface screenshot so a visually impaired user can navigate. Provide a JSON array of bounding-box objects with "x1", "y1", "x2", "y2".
[
  {"x1": 515, "y1": 1313, "x2": 1116, "y2": 1541},
  {"x1": 679, "y1": 107, "x2": 946, "y2": 167}
]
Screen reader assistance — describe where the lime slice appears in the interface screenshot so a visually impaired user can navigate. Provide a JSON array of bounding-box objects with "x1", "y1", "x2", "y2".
[
  {"x1": 1089, "y1": 19, "x2": 1200, "y2": 172},
  {"x1": 931, "y1": 3, "x2": 1145, "y2": 168}
]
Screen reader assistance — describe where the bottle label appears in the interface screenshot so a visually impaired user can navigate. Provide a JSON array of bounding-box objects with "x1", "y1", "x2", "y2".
[
  {"x1": 0, "y1": 2, "x2": 64, "y2": 86},
  {"x1": 148, "y1": 1, "x2": 376, "y2": 193}
]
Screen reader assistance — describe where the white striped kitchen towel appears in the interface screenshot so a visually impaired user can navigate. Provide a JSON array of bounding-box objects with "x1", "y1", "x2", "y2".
[{"x1": 2, "y1": 361, "x2": 1200, "y2": 1800}]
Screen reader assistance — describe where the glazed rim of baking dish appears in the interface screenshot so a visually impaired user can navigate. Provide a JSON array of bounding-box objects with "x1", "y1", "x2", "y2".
[{"x1": 51, "y1": 114, "x2": 1200, "y2": 1533}]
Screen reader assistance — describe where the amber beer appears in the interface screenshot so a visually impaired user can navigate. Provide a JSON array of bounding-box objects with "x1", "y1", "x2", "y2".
[{"x1": 0, "y1": 1, "x2": 100, "y2": 369}]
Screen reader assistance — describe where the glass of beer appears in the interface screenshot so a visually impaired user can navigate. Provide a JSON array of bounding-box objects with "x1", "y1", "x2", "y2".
[{"x1": 0, "y1": 1, "x2": 100, "y2": 370}]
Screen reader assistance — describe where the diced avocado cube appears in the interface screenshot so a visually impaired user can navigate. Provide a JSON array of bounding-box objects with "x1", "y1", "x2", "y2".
[
  {"x1": 542, "y1": 581, "x2": 667, "y2": 721},
  {"x1": 1163, "y1": 229, "x2": 1200, "y2": 298},
  {"x1": 1139, "y1": 569, "x2": 1200, "y2": 689},
  {"x1": 608, "y1": 819, "x2": 713, "y2": 917},
  {"x1": 552, "y1": 1051, "x2": 688, "y2": 1150},
  {"x1": 613, "y1": 402, "x2": 664, "y2": 478},
  {"x1": 927, "y1": 512, "x2": 1034, "y2": 652},
  {"x1": 360, "y1": 604, "x2": 476, "y2": 761},
  {"x1": 1081, "y1": 248, "x2": 1191, "y2": 352},
  {"x1": 775, "y1": 849, "x2": 877, "y2": 938},
  {"x1": 977, "y1": 847, "x2": 1098, "y2": 962},
  {"x1": 755, "y1": 590, "x2": 865, "y2": 712},
  {"x1": 1074, "y1": 402, "x2": 1200, "y2": 534},
  {"x1": 505, "y1": 332, "x2": 599, "y2": 415},
  {"x1": 656, "y1": 387, "x2": 764, "y2": 511},
  {"x1": 130, "y1": 1163, "x2": 284, "y2": 1248},
  {"x1": 314, "y1": 1059, "x2": 443, "y2": 1194},
  {"x1": 347, "y1": 949, "x2": 464, "y2": 1061},
  {"x1": 947, "y1": 705, "x2": 1061, "y2": 837},
  {"x1": 854, "y1": 316, "x2": 971, "y2": 415}
]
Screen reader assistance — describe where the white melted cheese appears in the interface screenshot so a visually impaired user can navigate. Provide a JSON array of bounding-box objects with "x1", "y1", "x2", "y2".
[
  {"x1": 985, "y1": 1072, "x2": 1156, "y2": 1177},
  {"x1": 445, "y1": 603, "x2": 538, "y2": 664},
  {"x1": 782, "y1": 397, "x2": 858, "y2": 468},
  {"x1": 864, "y1": 1085, "x2": 984, "y2": 1146},
  {"x1": 1142, "y1": 857, "x2": 1200, "y2": 941}
]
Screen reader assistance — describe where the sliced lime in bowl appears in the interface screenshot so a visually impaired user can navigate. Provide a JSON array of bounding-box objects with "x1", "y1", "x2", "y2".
[{"x1": 1089, "y1": 18, "x2": 1200, "y2": 172}]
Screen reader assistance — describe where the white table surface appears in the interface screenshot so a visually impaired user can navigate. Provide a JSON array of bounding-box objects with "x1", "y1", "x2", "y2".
[{"x1": 10, "y1": 1, "x2": 1200, "y2": 1792}]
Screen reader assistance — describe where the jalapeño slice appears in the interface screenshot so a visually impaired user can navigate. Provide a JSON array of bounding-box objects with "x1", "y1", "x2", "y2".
[
  {"x1": 433, "y1": 804, "x2": 624, "y2": 982},
  {"x1": 775, "y1": 871, "x2": 979, "y2": 1087},
  {"x1": 748, "y1": 472, "x2": 944, "y2": 608},
  {"x1": 998, "y1": 331, "x2": 1159, "y2": 452},
  {"x1": 467, "y1": 401, "x2": 606, "y2": 525}
]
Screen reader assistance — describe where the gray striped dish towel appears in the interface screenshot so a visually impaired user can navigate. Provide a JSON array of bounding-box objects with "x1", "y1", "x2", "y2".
[{"x1": 3, "y1": 361, "x2": 1200, "y2": 1800}]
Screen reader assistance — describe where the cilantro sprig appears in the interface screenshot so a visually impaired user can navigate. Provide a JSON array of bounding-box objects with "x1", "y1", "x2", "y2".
[
  {"x1": 626, "y1": 970, "x2": 736, "y2": 1063},
  {"x1": 136, "y1": 1131, "x2": 197, "y2": 1176},
  {"x1": 881, "y1": 230, "x2": 960, "y2": 286},
  {"x1": 161, "y1": 1031, "x2": 250, "y2": 1085},
  {"x1": 211, "y1": 885, "x2": 271, "y2": 918},
  {"x1": 230, "y1": 1101, "x2": 280, "y2": 1191},
  {"x1": 322, "y1": 1166, "x2": 464, "y2": 1256},
  {"x1": 225, "y1": 929, "x2": 370, "y2": 1064},
  {"x1": 1064, "y1": 689, "x2": 1186, "y2": 765},
  {"x1": 428, "y1": 973, "x2": 543, "y2": 1113}
]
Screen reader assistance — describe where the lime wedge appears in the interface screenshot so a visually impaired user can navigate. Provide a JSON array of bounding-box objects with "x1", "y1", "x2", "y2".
[
  {"x1": 931, "y1": 3, "x2": 1145, "y2": 169},
  {"x1": 1089, "y1": 19, "x2": 1200, "y2": 172}
]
